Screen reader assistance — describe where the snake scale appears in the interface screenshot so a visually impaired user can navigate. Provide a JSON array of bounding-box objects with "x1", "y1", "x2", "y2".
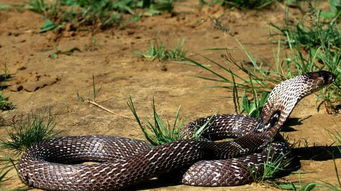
[{"x1": 18, "y1": 71, "x2": 335, "y2": 190}]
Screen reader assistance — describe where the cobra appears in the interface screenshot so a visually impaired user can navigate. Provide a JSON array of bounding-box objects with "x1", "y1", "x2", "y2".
[{"x1": 17, "y1": 71, "x2": 335, "y2": 190}]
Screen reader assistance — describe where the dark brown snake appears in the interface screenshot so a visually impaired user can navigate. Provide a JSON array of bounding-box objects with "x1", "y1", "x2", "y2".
[{"x1": 17, "y1": 71, "x2": 335, "y2": 190}]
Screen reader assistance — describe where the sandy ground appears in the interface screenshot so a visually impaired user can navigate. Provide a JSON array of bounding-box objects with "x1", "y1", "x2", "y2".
[{"x1": 0, "y1": 0, "x2": 340, "y2": 190}]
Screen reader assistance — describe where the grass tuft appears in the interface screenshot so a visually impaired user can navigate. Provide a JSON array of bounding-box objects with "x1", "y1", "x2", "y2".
[
  {"x1": 128, "y1": 97, "x2": 185, "y2": 145},
  {"x1": 260, "y1": 155, "x2": 291, "y2": 181},
  {"x1": 230, "y1": 70, "x2": 269, "y2": 118},
  {"x1": 0, "y1": 112, "x2": 58, "y2": 190},
  {"x1": 1, "y1": 113, "x2": 59, "y2": 154},
  {"x1": 0, "y1": 93, "x2": 15, "y2": 111},
  {"x1": 128, "y1": 97, "x2": 213, "y2": 145},
  {"x1": 137, "y1": 39, "x2": 187, "y2": 61},
  {"x1": 0, "y1": 71, "x2": 14, "y2": 111},
  {"x1": 199, "y1": 0, "x2": 277, "y2": 9},
  {"x1": 0, "y1": 74, "x2": 11, "y2": 82},
  {"x1": 240, "y1": 92, "x2": 269, "y2": 118},
  {"x1": 252, "y1": 147, "x2": 292, "y2": 183},
  {"x1": 25, "y1": 0, "x2": 175, "y2": 32}
]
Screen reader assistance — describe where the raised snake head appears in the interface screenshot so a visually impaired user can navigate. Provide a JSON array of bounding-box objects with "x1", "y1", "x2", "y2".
[{"x1": 261, "y1": 70, "x2": 336, "y2": 132}]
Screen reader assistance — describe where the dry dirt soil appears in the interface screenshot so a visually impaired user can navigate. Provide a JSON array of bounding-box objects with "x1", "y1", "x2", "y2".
[{"x1": 0, "y1": 0, "x2": 340, "y2": 190}]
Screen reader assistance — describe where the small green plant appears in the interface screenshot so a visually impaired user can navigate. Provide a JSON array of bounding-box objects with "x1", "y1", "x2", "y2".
[
  {"x1": 1, "y1": 113, "x2": 59, "y2": 154},
  {"x1": 25, "y1": 0, "x2": 175, "y2": 31},
  {"x1": 0, "y1": 4, "x2": 12, "y2": 10},
  {"x1": 31, "y1": 0, "x2": 122, "y2": 31},
  {"x1": 233, "y1": 89, "x2": 269, "y2": 118},
  {"x1": 0, "y1": 113, "x2": 55, "y2": 191},
  {"x1": 260, "y1": 154, "x2": 291, "y2": 182},
  {"x1": 127, "y1": 97, "x2": 213, "y2": 145},
  {"x1": 25, "y1": 0, "x2": 48, "y2": 13},
  {"x1": 48, "y1": 46, "x2": 81, "y2": 59},
  {"x1": 137, "y1": 39, "x2": 187, "y2": 61},
  {"x1": 111, "y1": 0, "x2": 174, "y2": 15},
  {"x1": 250, "y1": 144, "x2": 293, "y2": 183},
  {"x1": 128, "y1": 97, "x2": 185, "y2": 145},
  {"x1": 0, "y1": 92, "x2": 15, "y2": 111},
  {"x1": 271, "y1": 6, "x2": 340, "y2": 53},
  {"x1": 0, "y1": 68, "x2": 14, "y2": 111},
  {"x1": 240, "y1": 92, "x2": 269, "y2": 118},
  {"x1": 0, "y1": 69, "x2": 11, "y2": 90},
  {"x1": 230, "y1": 72, "x2": 269, "y2": 118},
  {"x1": 40, "y1": 19, "x2": 63, "y2": 33},
  {"x1": 199, "y1": 0, "x2": 277, "y2": 9},
  {"x1": 0, "y1": 74, "x2": 11, "y2": 82}
]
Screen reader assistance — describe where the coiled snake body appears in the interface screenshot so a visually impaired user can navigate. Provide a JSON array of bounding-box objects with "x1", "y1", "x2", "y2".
[{"x1": 18, "y1": 71, "x2": 335, "y2": 190}]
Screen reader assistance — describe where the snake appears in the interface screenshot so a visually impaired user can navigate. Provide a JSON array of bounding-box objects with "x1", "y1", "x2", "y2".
[{"x1": 17, "y1": 71, "x2": 335, "y2": 190}]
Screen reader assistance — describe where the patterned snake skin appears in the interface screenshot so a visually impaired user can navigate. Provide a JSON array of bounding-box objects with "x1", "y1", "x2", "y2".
[{"x1": 17, "y1": 71, "x2": 335, "y2": 190}]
